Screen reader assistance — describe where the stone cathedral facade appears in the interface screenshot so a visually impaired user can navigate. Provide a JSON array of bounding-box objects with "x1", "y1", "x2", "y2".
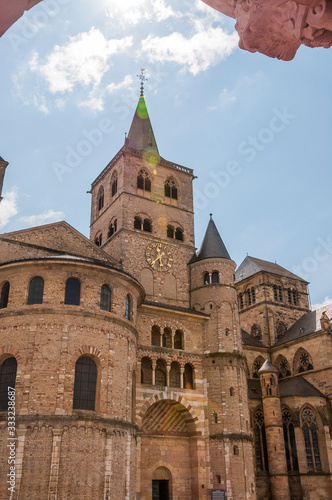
[{"x1": 0, "y1": 89, "x2": 331, "y2": 500}]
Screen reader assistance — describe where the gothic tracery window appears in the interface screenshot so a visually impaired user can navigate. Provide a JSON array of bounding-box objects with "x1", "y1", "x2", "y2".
[
  {"x1": 277, "y1": 355, "x2": 291, "y2": 378},
  {"x1": 253, "y1": 408, "x2": 269, "y2": 472},
  {"x1": 164, "y1": 177, "x2": 178, "y2": 200},
  {"x1": 276, "y1": 321, "x2": 287, "y2": 339},
  {"x1": 282, "y1": 407, "x2": 299, "y2": 471},
  {"x1": 252, "y1": 357, "x2": 264, "y2": 378},
  {"x1": 294, "y1": 348, "x2": 314, "y2": 373},
  {"x1": 302, "y1": 407, "x2": 321, "y2": 471},
  {"x1": 137, "y1": 169, "x2": 151, "y2": 192}
]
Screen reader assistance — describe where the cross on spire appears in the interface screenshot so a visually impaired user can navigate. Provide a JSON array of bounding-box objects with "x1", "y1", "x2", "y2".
[{"x1": 137, "y1": 68, "x2": 147, "y2": 97}]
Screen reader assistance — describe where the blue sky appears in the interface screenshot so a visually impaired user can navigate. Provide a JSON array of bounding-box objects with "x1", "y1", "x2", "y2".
[{"x1": 0, "y1": 0, "x2": 331, "y2": 309}]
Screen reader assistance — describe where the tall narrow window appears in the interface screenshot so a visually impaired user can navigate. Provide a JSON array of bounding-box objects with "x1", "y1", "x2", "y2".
[
  {"x1": 64, "y1": 278, "x2": 81, "y2": 306},
  {"x1": 184, "y1": 364, "x2": 194, "y2": 389},
  {"x1": 169, "y1": 362, "x2": 181, "y2": 388},
  {"x1": 111, "y1": 171, "x2": 118, "y2": 196},
  {"x1": 141, "y1": 357, "x2": 153, "y2": 384},
  {"x1": 108, "y1": 219, "x2": 117, "y2": 238},
  {"x1": 282, "y1": 408, "x2": 299, "y2": 471},
  {"x1": 162, "y1": 327, "x2": 172, "y2": 348},
  {"x1": 151, "y1": 325, "x2": 161, "y2": 346},
  {"x1": 28, "y1": 277, "x2": 44, "y2": 305},
  {"x1": 175, "y1": 227, "x2": 183, "y2": 241},
  {"x1": 253, "y1": 408, "x2": 269, "y2": 472},
  {"x1": 174, "y1": 330, "x2": 183, "y2": 349},
  {"x1": 239, "y1": 293, "x2": 244, "y2": 309},
  {"x1": 0, "y1": 357, "x2": 17, "y2": 411},
  {"x1": 212, "y1": 272, "x2": 219, "y2": 284},
  {"x1": 100, "y1": 284, "x2": 111, "y2": 312},
  {"x1": 125, "y1": 294, "x2": 131, "y2": 320},
  {"x1": 302, "y1": 407, "x2": 321, "y2": 471},
  {"x1": 0, "y1": 282, "x2": 10, "y2": 309},
  {"x1": 248, "y1": 288, "x2": 252, "y2": 306},
  {"x1": 167, "y1": 225, "x2": 174, "y2": 238},
  {"x1": 155, "y1": 359, "x2": 167, "y2": 386},
  {"x1": 251, "y1": 287, "x2": 256, "y2": 303},
  {"x1": 94, "y1": 233, "x2": 102, "y2": 246},
  {"x1": 164, "y1": 178, "x2": 178, "y2": 200},
  {"x1": 97, "y1": 186, "x2": 104, "y2": 211},
  {"x1": 134, "y1": 216, "x2": 142, "y2": 230},
  {"x1": 143, "y1": 219, "x2": 152, "y2": 232},
  {"x1": 73, "y1": 357, "x2": 97, "y2": 410},
  {"x1": 204, "y1": 273, "x2": 210, "y2": 285},
  {"x1": 274, "y1": 285, "x2": 282, "y2": 301},
  {"x1": 137, "y1": 169, "x2": 151, "y2": 192}
]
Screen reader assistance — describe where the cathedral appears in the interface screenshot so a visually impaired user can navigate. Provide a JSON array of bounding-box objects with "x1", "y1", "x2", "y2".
[{"x1": 0, "y1": 83, "x2": 331, "y2": 500}]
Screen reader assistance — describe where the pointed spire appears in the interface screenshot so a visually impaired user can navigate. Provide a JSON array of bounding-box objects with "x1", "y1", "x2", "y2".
[
  {"x1": 258, "y1": 358, "x2": 277, "y2": 373},
  {"x1": 189, "y1": 215, "x2": 231, "y2": 263},
  {"x1": 126, "y1": 70, "x2": 159, "y2": 155}
]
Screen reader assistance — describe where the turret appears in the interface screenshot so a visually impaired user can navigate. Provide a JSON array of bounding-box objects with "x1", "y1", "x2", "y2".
[
  {"x1": 258, "y1": 359, "x2": 291, "y2": 500},
  {"x1": 189, "y1": 215, "x2": 256, "y2": 498}
]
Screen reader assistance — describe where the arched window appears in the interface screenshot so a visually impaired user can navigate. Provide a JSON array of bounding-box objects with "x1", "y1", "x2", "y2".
[
  {"x1": 167, "y1": 225, "x2": 174, "y2": 238},
  {"x1": 97, "y1": 186, "x2": 104, "y2": 211},
  {"x1": 155, "y1": 359, "x2": 167, "y2": 386},
  {"x1": 94, "y1": 233, "x2": 102, "y2": 246},
  {"x1": 184, "y1": 363, "x2": 194, "y2": 390},
  {"x1": 302, "y1": 407, "x2": 321, "y2": 471},
  {"x1": 175, "y1": 227, "x2": 183, "y2": 241},
  {"x1": 64, "y1": 278, "x2": 81, "y2": 306},
  {"x1": 73, "y1": 357, "x2": 97, "y2": 410},
  {"x1": 253, "y1": 408, "x2": 269, "y2": 472},
  {"x1": 294, "y1": 348, "x2": 314, "y2": 373},
  {"x1": 252, "y1": 356, "x2": 264, "y2": 378},
  {"x1": 276, "y1": 355, "x2": 291, "y2": 378},
  {"x1": 151, "y1": 325, "x2": 161, "y2": 346},
  {"x1": 164, "y1": 178, "x2": 178, "y2": 200},
  {"x1": 137, "y1": 169, "x2": 151, "y2": 192},
  {"x1": 213, "y1": 412, "x2": 218, "y2": 424},
  {"x1": 134, "y1": 216, "x2": 142, "y2": 230},
  {"x1": 276, "y1": 321, "x2": 287, "y2": 339},
  {"x1": 111, "y1": 171, "x2": 118, "y2": 196},
  {"x1": 100, "y1": 284, "x2": 111, "y2": 312},
  {"x1": 287, "y1": 288, "x2": 299, "y2": 305},
  {"x1": 108, "y1": 219, "x2": 117, "y2": 238},
  {"x1": 204, "y1": 273, "x2": 210, "y2": 285},
  {"x1": 143, "y1": 218, "x2": 152, "y2": 232},
  {"x1": 162, "y1": 328, "x2": 172, "y2": 348},
  {"x1": 248, "y1": 287, "x2": 256, "y2": 305},
  {"x1": 233, "y1": 445, "x2": 239, "y2": 456},
  {"x1": 282, "y1": 407, "x2": 299, "y2": 471},
  {"x1": 0, "y1": 357, "x2": 17, "y2": 411},
  {"x1": 216, "y1": 474, "x2": 221, "y2": 484},
  {"x1": 0, "y1": 282, "x2": 10, "y2": 309},
  {"x1": 169, "y1": 361, "x2": 181, "y2": 388},
  {"x1": 211, "y1": 271, "x2": 219, "y2": 284},
  {"x1": 230, "y1": 387, "x2": 235, "y2": 396},
  {"x1": 125, "y1": 294, "x2": 131, "y2": 320},
  {"x1": 174, "y1": 330, "x2": 183, "y2": 350},
  {"x1": 239, "y1": 293, "x2": 244, "y2": 309},
  {"x1": 141, "y1": 357, "x2": 153, "y2": 385},
  {"x1": 251, "y1": 324, "x2": 261, "y2": 339},
  {"x1": 28, "y1": 277, "x2": 44, "y2": 305}
]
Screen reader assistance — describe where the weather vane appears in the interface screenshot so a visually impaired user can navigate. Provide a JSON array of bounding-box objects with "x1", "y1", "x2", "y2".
[{"x1": 137, "y1": 68, "x2": 148, "y2": 97}]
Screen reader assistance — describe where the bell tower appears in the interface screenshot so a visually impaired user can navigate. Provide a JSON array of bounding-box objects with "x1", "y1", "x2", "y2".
[{"x1": 89, "y1": 72, "x2": 196, "y2": 307}]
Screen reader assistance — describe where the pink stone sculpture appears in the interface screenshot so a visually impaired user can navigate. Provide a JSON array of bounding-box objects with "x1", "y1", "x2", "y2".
[
  {"x1": 203, "y1": 0, "x2": 332, "y2": 60},
  {"x1": 0, "y1": 0, "x2": 42, "y2": 37}
]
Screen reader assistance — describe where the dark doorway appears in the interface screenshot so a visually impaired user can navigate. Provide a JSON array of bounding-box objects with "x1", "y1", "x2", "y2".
[{"x1": 152, "y1": 480, "x2": 169, "y2": 500}]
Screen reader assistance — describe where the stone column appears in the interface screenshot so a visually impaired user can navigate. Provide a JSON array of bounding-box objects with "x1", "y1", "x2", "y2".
[
  {"x1": 48, "y1": 428, "x2": 63, "y2": 499},
  {"x1": 259, "y1": 359, "x2": 290, "y2": 500},
  {"x1": 152, "y1": 360, "x2": 156, "y2": 386}
]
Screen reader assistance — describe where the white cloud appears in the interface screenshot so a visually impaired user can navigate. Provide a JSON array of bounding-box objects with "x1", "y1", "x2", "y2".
[
  {"x1": 29, "y1": 28, "x2": 133, "y2": 94},
  {"x1": 209, "y1": 88, "x2": 237, "y2": 110},
  {"x1": 153, "y1": 0, "x2": 178, "y2": 22},
  {"x1": 106, "y1": 74, "x2": 133, "y2": 94},
  {"x1": 311, "y1": 296, "x2": 332, "y2": 311},
  {"x1": 0, "y1": 188, "x2": 19, "y2": 230},
  {"x1": 19, "y1": 210, "x2": 64, "y2": 227},
  {"x1": 141, "y1": 25, "x2": 238, "y2": 75}
]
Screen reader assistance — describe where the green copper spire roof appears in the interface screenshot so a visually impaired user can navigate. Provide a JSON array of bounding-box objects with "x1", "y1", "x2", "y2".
[
  {"x1": 126, "y1": 71, "x2": 159, "y2": 154},
  {"x1": 189, "y1": 214, "x2": 231, "y2": 264}
]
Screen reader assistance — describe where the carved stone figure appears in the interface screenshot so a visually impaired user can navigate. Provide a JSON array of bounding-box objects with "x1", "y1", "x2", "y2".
[
  {"x1": 320, "y1": 311, "x2": 332, "y2": 331},
  {"x1": 203, "y1": 0, "x2": 332, "y2": 60}
]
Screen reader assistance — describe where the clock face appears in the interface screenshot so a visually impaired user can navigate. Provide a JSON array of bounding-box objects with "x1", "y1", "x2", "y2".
[{"x1": 145, "y1": 242, "x2": 173, "y2": 272}]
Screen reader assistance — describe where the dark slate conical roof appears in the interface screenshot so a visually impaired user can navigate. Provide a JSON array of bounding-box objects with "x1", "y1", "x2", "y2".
[
  {"x1": 189, "y1": 216, "x2": 231, "y2": 264},
  {"x1": 258, "y1": 359, "x2": 277, "y2": 373},
  {"x1": 126, "y1": 96, "x2": 159, "y2": 154}
]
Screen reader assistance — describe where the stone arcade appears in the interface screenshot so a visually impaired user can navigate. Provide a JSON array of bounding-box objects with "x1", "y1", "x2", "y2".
[{"x1": 0, "y1": 88, "x2": 331, "y2": 499}]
